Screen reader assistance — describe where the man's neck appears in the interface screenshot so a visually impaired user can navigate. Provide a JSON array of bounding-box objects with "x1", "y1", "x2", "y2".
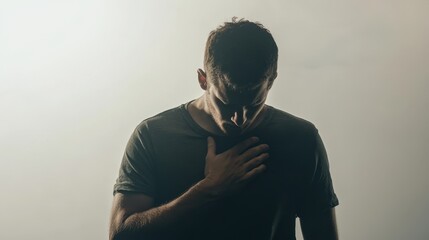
[{"x1": 187, "y1": 96, "x2": 222, "y2": 135}]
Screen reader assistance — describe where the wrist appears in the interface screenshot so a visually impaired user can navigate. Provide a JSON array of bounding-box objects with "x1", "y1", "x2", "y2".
[{"x1": 195, "y1": 179, "x2": 224, "y2": 200}]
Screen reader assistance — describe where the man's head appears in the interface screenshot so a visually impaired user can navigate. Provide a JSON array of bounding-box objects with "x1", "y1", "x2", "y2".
[
  {"x1": 197, "y1": 18, "x2": 278, "y2": 136},
  {"x1": 202, "y1": 17, "x2": 278, "y2": 89}
]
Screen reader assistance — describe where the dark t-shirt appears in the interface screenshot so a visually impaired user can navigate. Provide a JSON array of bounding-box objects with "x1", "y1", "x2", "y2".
[{"x1": 113, "y1": 101, "x2": 339, "y2": 240}]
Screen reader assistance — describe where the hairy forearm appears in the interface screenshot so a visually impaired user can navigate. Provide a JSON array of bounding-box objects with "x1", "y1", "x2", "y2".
[{"x1": 112, "y1": 180, "x2": 220, "y2": 240}]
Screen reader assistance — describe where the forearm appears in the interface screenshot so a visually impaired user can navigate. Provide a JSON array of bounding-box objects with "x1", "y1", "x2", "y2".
[
  {"x1": 300, "y1": 208, "x2": 339, "y2": 240},
  {"x1": 113, "y1": 179, "x2": 220, "y2": 239}
]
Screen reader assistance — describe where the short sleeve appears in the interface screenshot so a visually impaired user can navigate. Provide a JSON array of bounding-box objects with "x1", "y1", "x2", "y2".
[
  {"x1": 113, "y1": 123, "x2": 157, "y2": 197},
  {"x1": 297, "y1": 128, "x2": 339, "y2": 218}
]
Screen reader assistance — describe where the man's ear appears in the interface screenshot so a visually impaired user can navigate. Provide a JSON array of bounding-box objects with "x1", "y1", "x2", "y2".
[
  {"x1": 267, "y1": 72, "x2": 277, "y2": 90},
  {"x1": 197, "y1": 68, "x2": 207, "y2": 90}
]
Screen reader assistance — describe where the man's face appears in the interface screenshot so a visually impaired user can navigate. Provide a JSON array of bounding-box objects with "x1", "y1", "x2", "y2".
[{"x1": 205, "y1": 74, "x2": 272, "y2": 136}]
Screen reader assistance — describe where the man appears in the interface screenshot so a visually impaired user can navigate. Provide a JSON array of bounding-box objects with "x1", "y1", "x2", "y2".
[{"x1": 109, "y1": 18, "x2": 339, "y2": 240}]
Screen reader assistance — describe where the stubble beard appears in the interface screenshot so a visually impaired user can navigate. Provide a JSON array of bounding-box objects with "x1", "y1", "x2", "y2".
[{"x1": 203, "y1": 95, "x2": 267, "y2": 137}]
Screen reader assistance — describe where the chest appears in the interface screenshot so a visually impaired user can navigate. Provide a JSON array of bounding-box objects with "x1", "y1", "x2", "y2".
[
  {"x1": 150, "y1": 136, "x2": 308, "y2": 238},
  {"x1": 152, "y1": 136, "x2": 310, "y2": 205}
]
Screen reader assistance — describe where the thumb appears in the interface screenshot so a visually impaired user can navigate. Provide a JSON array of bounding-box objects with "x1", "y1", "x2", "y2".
[{"x1": 206, "y1": 136, "x2": 216, "y2": 156}]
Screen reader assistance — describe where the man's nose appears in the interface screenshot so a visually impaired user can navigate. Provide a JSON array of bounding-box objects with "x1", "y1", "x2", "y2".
[{"x1": 231, "y1": 110, "x2": 245, "y2": 127}]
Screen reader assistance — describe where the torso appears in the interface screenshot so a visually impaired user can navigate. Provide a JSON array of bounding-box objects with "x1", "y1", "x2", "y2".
[{"x1": 135, "y1": 102, "x2": 319, "y2": 239}]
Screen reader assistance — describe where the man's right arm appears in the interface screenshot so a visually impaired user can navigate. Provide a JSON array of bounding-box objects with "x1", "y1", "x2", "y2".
[
  {"x1": 109, "y1": 179, "x2": 219, "y2": 240},
  {"x1": 109, "y1": 136, "x2": 269, "y2": 239}
]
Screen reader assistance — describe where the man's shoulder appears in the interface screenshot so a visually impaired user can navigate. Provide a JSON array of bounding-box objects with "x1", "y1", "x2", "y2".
[
  {"x1": 267, "y1": 105, "x2": 317, "y2": 132},
  {"x1": 133, "y1": 103, "x2": 188, "y2": 133}
]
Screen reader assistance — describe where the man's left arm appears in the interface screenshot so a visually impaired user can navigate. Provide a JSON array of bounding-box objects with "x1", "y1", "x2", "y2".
[
  {"x1": 300, "y1": 207, "x2": 338, "y2": 240},
  {"x1": 297, "y1": 127, "x2": 340, "y2": 239}
]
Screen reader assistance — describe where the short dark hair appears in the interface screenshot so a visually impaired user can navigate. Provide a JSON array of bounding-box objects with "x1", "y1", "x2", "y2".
[{"x1": 204, "y1": 17, "x2": 278, "y2": 90}]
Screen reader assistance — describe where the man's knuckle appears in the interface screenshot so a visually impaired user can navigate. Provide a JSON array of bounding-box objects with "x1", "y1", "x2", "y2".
[{"x1": 259, "y1": 144, "x2": 268, "y2": 151}]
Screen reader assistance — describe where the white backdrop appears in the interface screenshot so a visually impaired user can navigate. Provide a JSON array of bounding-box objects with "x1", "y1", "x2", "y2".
[{"x1": 1, "y1": 1, "x2": 428, "y2": 239}]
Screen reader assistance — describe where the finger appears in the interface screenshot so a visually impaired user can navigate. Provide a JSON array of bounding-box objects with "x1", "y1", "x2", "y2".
[
  {"x1": 206, "y1": 136, "x2": 216, "y2": 157},
  {"x1": 240, "y1": 144, "x2": 269, "y2": 161},
  {"x1": 241, "y1": 164, "x2": 267, "y2": 182},
  {"x1": 232, "y1": 137, "x2": 259, "y2": 154},
  {"x1": 243, "y1": 153, "x2": 269, "y2": 171}
]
